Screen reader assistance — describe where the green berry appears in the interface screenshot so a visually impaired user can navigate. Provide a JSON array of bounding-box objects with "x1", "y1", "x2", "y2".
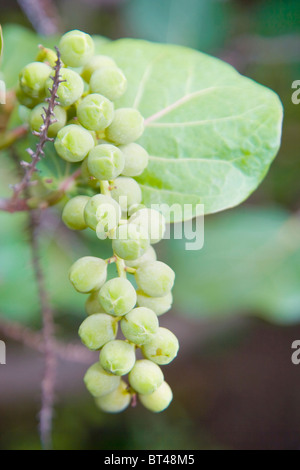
[
  {"x1": 111, "y1": 177, "x2": 142, "y2": 212},
  {"x1": 112, "y1": 224, "x2": 150, "y2": 261},
  {"x1": 125, "y1": 245, "x2": 157, "y2": 269},
  {"x1": 77, "y1": 94, "x2": 114, "y2": 132},
  {"x1": 84, "y1": 362, "x2": 120, "y2": 398},
  {"x1": 19, "y1": 62, "x2": 52, "y2": 99},
  {"x1": 141, "y1": 327, "x2": 179, "y2": 365},
  {"x1": 90, "y1": 66, "x2": 127, "y2": 101},
  {"x1": 139, "y1": 381, "x2": 173, "y2": 413},
  {"x1": 84, "y1": 194, "x2": 121, "y2": 231},
  {"x1": 18, "y1": 105, "x2": 31, "y2": 123},
  {"x1": 16, "y1": 85, "x2": 41, "y2": 109},
  {"x1": 120, "y1": 307, "x2": 159, "y2": 346},
  {"x1": 135, "y1": 261, "x2": 175, "y2": 297},
  {"x1": 87, "y1": 144, "x2": 125, "y2": 181},
  {"x1": 99, "y1": 278, "x2": 137, "y2": 316},
  {"x1": 128, "y1": 203, "x2": 146, "y2": 217},
  {"x1": 129, "y1": 360, "x2": 164, "y2": 395},
  {"x1": 62, "y1": 195, "x2": 90, "y2": 230},
  {"x1": 79, "y1": 313, "x2": 118, "y2": 350},
  {"x1": 69, "y1": 256, "x2": 107, "y2": 293},
  {"x1": 95, "y1": 380, "x2": 131, "y2": 413},
  {"x1": 136, "y1": 290, "x2": 173, "y2": 317},
  {"x1": 106, "y1": 108, "x2": 144, "y2": 145},
  {"x1": 29, "y1": 103, "x2": 67, "y2": 137},
  {"x1": 55, "y1": 124, "x2": 95, "y2": 162},
  {"x1": 46, "y1": 68, "x2": 84, "y2": 107},
  {"x1": 95, "y1": 210, "x2": 120, "y2": 240},
  {"x1": 99, "y1": 340, "x2": 136, "y2": 376},
  {"x1": 119, "y1": 143, "x2": 149, "y2": 177},
  {"x1": 81, "y1": 158, "x2": 99, "y2": 189},
  {"x1": 59, "y1": 30, "x2": 95, "y2": 67},
  {"x1": 81, "y1": 55, "x2": 116, "y2": 83},
  {"x1": 35, "y1": 46, "x2": 57, "y2": 67},
  {"x1": 85, "y1": 290, "x2": 106, "y2": 315},
  {"x1": 129, "y1": 208, "x2": 166, "y2": 244}
]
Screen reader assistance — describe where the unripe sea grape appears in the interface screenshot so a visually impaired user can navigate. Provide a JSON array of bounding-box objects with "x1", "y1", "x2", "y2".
[
  {"x1": 99, "y1": 278, "x2": 137, "y2": 316},
  {"x1": 135, "y1": 261, "x2": 175, "y2": 297},
  {"x1": 59, "y1": 30, "x2": 95, "y2": 67},
  {"x1": 95, "y1": 380, "x2": 131, "y2": 413},
  {"x1": 99, "y1": 339, "x2": 136, "y2": 376},
  {"x1": 62, "y1": 195, "x2": 90, "y2": 230},
  {"x1": 84, "y1": 362, "x2": 120, "y2": 398},
  {"x1": 139, "y1": 381, "x2": 173, "y2": 413},
  {"x1": 69, "y1": 256, "x2": 107, "y2": 293}
]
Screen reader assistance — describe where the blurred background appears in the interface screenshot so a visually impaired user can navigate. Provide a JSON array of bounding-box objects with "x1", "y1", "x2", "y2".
[{"x1": 0, "y1": 0, "x2": 300, "y2": 450}]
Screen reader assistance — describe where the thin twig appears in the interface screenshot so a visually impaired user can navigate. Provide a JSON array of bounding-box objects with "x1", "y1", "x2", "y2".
[
  {"x1": 0, "y1": 316, "x2": 95, "y2": 364},
  {"x1": 29, "y1": 210, "x2": 56, "y2": 450},
  {"x1": 8, "y1": 49, "x2": 63, "y2": 213},
  {"x1": 0, "y1": 167, "x2": 82, "y2": 213},
  {"x1": 17, "y1": 0, "x2": 62, "y2": 36},
  {"x1": 0, "y1": 125, "x2": 28, "y2": 151}
]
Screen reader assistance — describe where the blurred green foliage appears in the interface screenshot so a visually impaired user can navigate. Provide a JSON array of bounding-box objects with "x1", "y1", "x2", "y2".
[
  {"x1": 121, "y1": 0, "x2": 232, "y2": 52},
  {"x1": 165, "y1": 207, "x2": 300, "y2": 324}
]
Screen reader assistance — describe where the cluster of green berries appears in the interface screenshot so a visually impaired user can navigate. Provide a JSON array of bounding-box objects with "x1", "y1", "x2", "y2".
[{"x1": 16, "y1": 30, "x2": 178, "y2": 414}]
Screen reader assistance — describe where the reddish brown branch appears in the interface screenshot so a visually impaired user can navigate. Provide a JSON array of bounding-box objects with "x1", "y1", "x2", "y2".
[
  {"x1": 29, "y1": 210, "x2": 56, "y2": 450},
  {"x1": 0, "y1": 316, "x2": 95, "y2": 364},
  {"x1": 17, "y1": 0, "x2": 62, "y2": 36},
  {"x1": 0, "y1": 125, "x2": 28, "y2": 150},
  {"x1": 9, "y1": 49, "x2": 63, "y2": 213},
  {"x1": 0, "y1": 167, "x2": 82, "y2": 213}
]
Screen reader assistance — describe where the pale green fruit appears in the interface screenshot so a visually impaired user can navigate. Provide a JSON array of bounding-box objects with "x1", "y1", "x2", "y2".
[
  {"x1": 80, "y1": 158, "x2": 100, "y2": 189},
  {"x1": 85, "y1": 290, "x2": 106, "y2": 316},
  {"x1": 69, "y1": 256, "x2": 107, "y2": 293},
  {"x1": 106, "y1": 108, "x2": 144, "y2": 145},
  {"x1": 30, "y1": 103, "x2": 67, "y2": 137},
  {"x1": 141, "y1": 327, "x2": 179, "y2": 365},
  {"x1": 55, "y1": 124, "x2": 95, "y2": 162},
  {"x1": 45, "y1": 68, "x2": 84, "y2": 107},
  {"x1": 79, "y1": 313, "x2": 118, "y2": 350},
  {"x1": 84, "y1": 194, "x2": 121, "y2": 231},
  {"x1": 129, "y1": 208, "x2": 166, "y2": 244},
  {"x1": 112, "y1": 224, "x2": 149, "y2": 261},
  {"x1": 59, "y1": 30, "x2": 95, "y2": 67},
  {"x1": 136, "y1": 290, "x2": 173, "y2": 317},
  {"x1": 35, "y1": 46, "x2": 57, "y2": 67},
  {"x1": 95, "y1": 380, "x2": 131, "y2": 413},
  {"x1": 129, "y1": 360, "x2": 164, "y2": 395},
  {"x1": 19, "y1": 62, "x2": 52, "y2": 99},
  {"x1": 84, "y1": 362, "x2": 120, "y2": 398},
  {"x1": 120, "y1": 307, "x2": 159, "y2": 346},
  {"x1": 87, "y1": 144, "x2": 125, "y2": 181},
  {"x1": 139, "y1": 381, "x2": 173, "y2": 413},
  {"x1": 128, "y1": 203, "x2": 146, "y2": 217},
  {"x1": 125, "y1": 245, "x2": 157, "y2": 269},
  {"x1": 77, "y1": 94, "x2": 114, "y2": 131},
  {"x1": 16, "y1": 85, "x2": 41, "y2": 109},
  {"x1": 110, "y1": 177, "x2": 142, "y2": 212},
  {"x1": 99, "y1": 340, "x2": 136, "y2": 376},
  {"x1": 18, "y1": 105, "x2": 31, "y2": 123},
  {"x1": 45, "y1": 69, "x2": 84, "y2": 107},
  {"x1": 135, "y1": 261, "x2": 175, "y2": 297},
  {"x1": 81, "y1": 54, "x2": 117, "y2": 83},
  {"x1": 95, "y1": 206, "x2": 121, "y2": 240},
  {"x1": 99, "y1": 278, "x2": 137, "y2": 316},
  {"x1": 119, "y1": 143, "x2": 149, "y2": 177},
  {"x1": 62, "y1": 195, "x2": 90, "y2": 230},
  {"x1": 90, "y1": 66, "x2": 127, "y2": 101}
]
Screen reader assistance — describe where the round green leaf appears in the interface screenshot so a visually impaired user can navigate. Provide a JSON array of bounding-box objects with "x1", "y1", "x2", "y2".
[{"x1": 101, "y1": 39, "x2": 283, "y2": 221}]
